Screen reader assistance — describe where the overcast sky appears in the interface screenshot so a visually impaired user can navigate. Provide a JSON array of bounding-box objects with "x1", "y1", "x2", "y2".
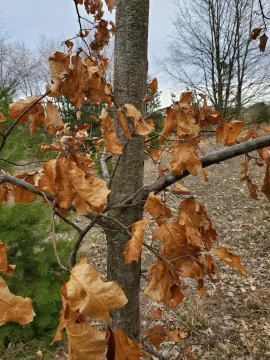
[{"x1": 1, "y1": 0, "x2": 177, "y2": 105}]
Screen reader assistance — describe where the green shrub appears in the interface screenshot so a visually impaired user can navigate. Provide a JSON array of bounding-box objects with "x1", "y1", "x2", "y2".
[{"x1": 0, "y1": 201, "x2": 73, "y2": 348}]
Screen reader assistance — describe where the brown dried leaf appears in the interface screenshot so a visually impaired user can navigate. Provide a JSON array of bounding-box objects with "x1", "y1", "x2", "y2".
[
  {"x1": 250, "y1": 28, "x2": 263, "y2": 40},
  {"x1": 124, "y1": 104, "x2": 155, "y2": 135},
  {"x1": 45, "y1": 102, "x2": 64, "y2": 134},
  {"x1": 144, "y1": 259, "x2": 184, "y2": 307},
  {"x1": 67, "y1": 257, "x2": 128, "y2": 322},
  {"x1": 125, "y1": 218, "x2": 150, "y2": 264},
  {"x1": 68, "y1": 161, "x2": 110, "y2": 213},
  {"x1": 171, "y1": 181, "x2": 191, "y2": 195},
  {"x1": 167, "y1": 138, "x2": 202, "y2": 176},
  {"x1": 151, "y1": 307, "x2": 163, "y2": 320},
  {"x1": 213, "y1": 247, "x2": 248, "y2": 277},
  {"x1": 259, "y1": 33, "x2": 268, "y2": 52},
  {"x1": 101, "y1": 111, "x2": 123, "y2": 154},
  {"x1": 30, "y1": 104, "x2": 45, "y2": 135},
  {"x1": 167, "y1": 330, "x2": 187, "y2": 342},
  {"x1": 0, "y1": 276, "x2": 35, "y2": 325},
  {"x1": 66, "y1": 319, "x2": 106, "y2": 360},
  {"x1": 0, "y1": 243, "x2": 15, "y2": 275},
  {"x1": 13, "y1": 173, "x2": 37, "y2": 204},
  {"x1": 117, "y1": 109, "x2": 131, "y2": 139},
  {"x1": 113, "y1": 329, "x2": 147, "y2": 360},
  {"x1": 148, "y1": 78, "x2": 158, "y2": 94},
  {"x1": 202, "y1": 169, "x2": 209, "y2": 181},
  {"x1": 180, "y1": 92, "x2": 192, "y2": 104},
  {"x1": 105, "y1": 0, "x2": 116, "y2": 12},
  {"x1": 179, "y1": 199, "x2": 217, "y2": 249},
  {"x1": 144, "y1": 192, "x2": 172, "y2": 225},
  {"x1": 145, "y1": 325, "x2": 167, "y2": 348},
  {"x1": 159, "y1": 107, "x2": 177, "y2": 142},
  {"x1": 8, "y1": 96, "x2": 40, "y2": 124}
]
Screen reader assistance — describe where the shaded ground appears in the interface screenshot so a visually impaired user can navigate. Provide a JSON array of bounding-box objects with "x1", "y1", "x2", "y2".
[{"x1": 77, "y1": 146, "x2": 270, "y2": 360}]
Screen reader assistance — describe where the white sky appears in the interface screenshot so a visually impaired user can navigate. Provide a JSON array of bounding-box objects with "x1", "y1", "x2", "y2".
[{"x1": 0, "y1": 0, "x2": 177, "y2": 106}]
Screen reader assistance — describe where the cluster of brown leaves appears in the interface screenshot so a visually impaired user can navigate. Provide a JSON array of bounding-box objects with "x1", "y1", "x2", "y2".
[
  {"x1": 0, "y1": 243, "x2": 35, "y2": 326},
  {"x1": 52, "y1": 257, "x2": 146, "y2": 360},
  {"x1": 250, "y1": 27, "x2": 268, "y2": 52},
  {"x1": 125, "y1": 194, "x2": 247, "y2": 309}
]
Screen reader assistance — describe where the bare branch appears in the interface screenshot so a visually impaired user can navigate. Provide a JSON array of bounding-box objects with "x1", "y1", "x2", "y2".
[{"x1": 142, "y1": 135, "x2": 270, "y2": 198}]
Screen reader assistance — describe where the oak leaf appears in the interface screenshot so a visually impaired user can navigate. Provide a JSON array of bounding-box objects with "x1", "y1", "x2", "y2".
[
  {"x1": 159, "y1": 108, "x2": 177, "y2": 142},
  {"x1": 112, "y1": 329, "x2": 147, "y2": 360},
  {"x1": 145, "y1": 325, "x2": 167, "y2": 348},
  {"x1": 117, "y1": 109, "x2": 131, "y2": 139},
  {"x1": 216, "y1": 120, "x2": 242, "y2": 146},
  {"x1": 167, "y1": 138, "x2": 202, "y2": 176},
  {"x1": 144, "y1": 192, "x2": 172, "y2": 225},
  {"x1": 45, "y1": 102, "x2": 64, "y2": 134},
  {"x1": 8, "y1": 96, "x2": 40, "y2": 124},
  {"x1": 178, "y1": 199, "x2": 217, "y2": 249},
  {"x1": 124, "y1": 104, "x2": 155, "y2": 135},
  {"x1": 151, "y1": 307, "x2": 163, "y2": 320},
  {"x1": 148, "y1": 78, "x2": 158, "y2": 94},
  {"x1": 144, "y1": 259, "x2": 184, "y2": 307},
  {"x1": 68, "y1": 162, "x2": 110, "y2": 213},
  {"x1": 250, "y1": 28, "x2": 263, "y2": 40},
  {"x1": 213, "y1": 247, "x2": 248, "y2": 277},
  {"x1": 66, "y1": 257, "x2": 128, "y2": 322},
  {"x1": 171, "y1": 181, "x2": 191, "y2": 195},
  {"x1": 125, "y1": 218, "x2": 150, "y2": 264},
  {"x1": 13, "y1": 173, "x2": 37, "y2": 204},
  {"x1": 259, "y1": 34, "x2": 268, "y2": 52},
  {"x1": 0, "y1": 277, "x2": 35, "y2": 325},
  {"x1": 180, "y1": 92, "x2": 192, "y2": 104},
  {"x1": 167, "y1": 330, "x2": 186, "y2": 342},
  {"x1": 66, "y1": 317, "x2": 106, "y2": 360},
  {"x1": 30, "y1": 104, "x2": 45, "y2": 135},
  {"x1": 101, "y1": 111, "x2": 123, "y2": 155},
  {"x1": 105, "y1": 0, "x2": 116, "y2": 12}
]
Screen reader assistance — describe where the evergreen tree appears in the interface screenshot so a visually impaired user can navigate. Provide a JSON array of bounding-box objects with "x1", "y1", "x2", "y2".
[{"x1": 0, "y1": 202, "x2": 73, "y2": 348}]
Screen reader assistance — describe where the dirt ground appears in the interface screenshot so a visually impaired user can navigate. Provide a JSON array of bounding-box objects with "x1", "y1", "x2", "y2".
[{"x1": 76, "y1": 144, "x2": 270, "y2": 360}]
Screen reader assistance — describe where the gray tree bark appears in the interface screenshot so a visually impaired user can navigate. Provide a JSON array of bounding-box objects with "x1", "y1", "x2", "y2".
[{"x1": 105, "y1": 0, "x2": 150, "y2": 340}]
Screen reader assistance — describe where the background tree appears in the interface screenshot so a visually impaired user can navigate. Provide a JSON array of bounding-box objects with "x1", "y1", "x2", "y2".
[{"x1": 161, "y1": 0, "x2": 270, "y2": 119}]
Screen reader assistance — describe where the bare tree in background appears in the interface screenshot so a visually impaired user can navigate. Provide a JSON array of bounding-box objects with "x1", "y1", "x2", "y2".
[{"x1": 161, "y1": 0, "x2": 270, "y2": 119}]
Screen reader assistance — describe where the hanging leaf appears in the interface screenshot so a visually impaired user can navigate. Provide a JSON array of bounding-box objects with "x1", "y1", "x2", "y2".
[
  {"x1": 250, "y1": 28, "x2": 263, "y2": 40},
  {"x1": 125, "y1": 218, "x2": 150, "y2": 264},
  {"x1": 66, "y1": 257, "x2": 128, "y2": 322},
  {"x1": 0, "y1": 277, "x2": 35, "y2": 325},
  {"x1": 259, "y1": 34, "x2": 268, "y2": 52},
  {"x1": 148, "y1": 78, "x2": 158, "y2": 94},
  {"x1": 144, "y1": 192, "x2": 172, "y2": 225},
  {"x1": 213, "y1": 247, "x2": 248, "y2": 277}
]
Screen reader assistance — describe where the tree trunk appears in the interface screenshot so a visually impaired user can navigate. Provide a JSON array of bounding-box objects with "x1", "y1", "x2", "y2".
[{"x1": 105, "y1": 0, "x2": 149, "y2": 340}]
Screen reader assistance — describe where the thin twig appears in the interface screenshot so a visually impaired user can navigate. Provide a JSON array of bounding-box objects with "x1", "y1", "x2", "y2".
[
  {"x1": 42, "y1": 193, "x2": 69, "y2": 272},
  {"x1": 69, "y1": 216, "x2": 100, "y2": 267},
  {"x1": 54, "y1": 211, "x2": 83, "y2": 233},
  {"x1": 0, "y1": 159, "x2": 47, "y2": 167}
]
